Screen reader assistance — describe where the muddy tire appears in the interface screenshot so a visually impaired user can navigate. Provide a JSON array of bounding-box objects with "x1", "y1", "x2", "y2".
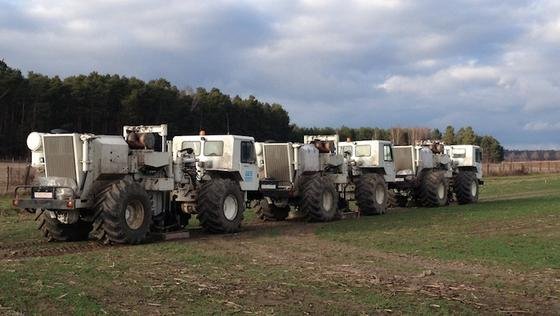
[
  {"x1": 92, "y1": 180, "x2": 152, "y2": 244},
  {"x1": 197, "y1": 178, "x2": 245, "y2": 233},
  {"x1": 255, "y1": 199, "x2": 290, "y2": 221},
  {"x1": 300, "y1": 175, "x2": 339, "y2": 222},
  {"x1": 454, "y1": 171, "x2": 479, "y2": 204},
  {"x1": 416, "y1": 170, "x2": 449, "y2": 207},
  {"x1": 36, "y1": 209, "x2": 92, "y2": 242},
  {"x1": 387, "y1": 189, "x2": 407, "y2": 208},
  {"x1": 355, "y1": 174, "x2": 388, "y2": 215}
]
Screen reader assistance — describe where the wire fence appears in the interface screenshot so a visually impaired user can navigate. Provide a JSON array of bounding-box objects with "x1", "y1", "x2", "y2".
[
  {"x1": 0, "y1": 162, "x2": 35, "y2": 195},
  {"x1": 483, "y1": 160, "x2": 560, "y2": 176}
]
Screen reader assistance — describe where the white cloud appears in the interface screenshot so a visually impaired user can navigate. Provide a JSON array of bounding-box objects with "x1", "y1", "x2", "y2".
[
  {"x1": 524, "y1": 121, "x2": 560, "y2": 131},
  {"x1": 377, "y1": 63, "x2": 503, "y2": 96}
]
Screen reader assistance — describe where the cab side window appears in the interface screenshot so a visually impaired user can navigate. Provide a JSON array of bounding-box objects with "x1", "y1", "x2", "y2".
[
  {"x1": 475, "y1": 148, "x2": 482, "y2": 163},
  {"x1": 383, "y1": 144, "x2": 393, "y2": 162},
  {"x1": 241, "y1": 141, "x2": 256, "y2": 163}
]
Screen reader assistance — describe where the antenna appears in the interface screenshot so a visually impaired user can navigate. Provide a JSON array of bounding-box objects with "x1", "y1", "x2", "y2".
[
  {"x1": 199, "y1": 107, "x2": 203, "y2": 131},
  {"x1": 226, "y1": 112, "x2": 230, "y2": 135}
]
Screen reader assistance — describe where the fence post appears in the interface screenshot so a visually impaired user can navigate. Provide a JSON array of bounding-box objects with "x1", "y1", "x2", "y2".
[
  {"x1": 24, "y1": 164, "x2": 31, "y2": 185},
  {"x1": 5, "y1": 166, "x2": 10, "y2": 193}
]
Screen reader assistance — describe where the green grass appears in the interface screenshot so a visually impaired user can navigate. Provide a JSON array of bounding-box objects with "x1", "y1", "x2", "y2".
[
  {"x1": 0, "y1": 241, "x2": 473, "y2": 315},
  {"x1": 317, "y1": 188, "x2": 560, "y2": 270},
  {"x1": 480, "y1": 173, "x2": 560, "y2": 200},
  {"x1": 1, "y1": 174, "x2": 560, "y2": 314},
  {"x1": 0, "y1": 195, "x2": 14, "y2": 213},
  {"x1": 0, "y1": 195, "x2": 38, "y2": 243}
]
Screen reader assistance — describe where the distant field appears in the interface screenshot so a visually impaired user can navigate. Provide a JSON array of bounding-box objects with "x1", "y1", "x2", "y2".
[{"x1": 0, "y1": 174, "x2": 559, "y2": 314}]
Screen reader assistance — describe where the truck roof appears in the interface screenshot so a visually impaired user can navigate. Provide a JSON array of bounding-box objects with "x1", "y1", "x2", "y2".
[
  {"x1": 445, "y1": 144, "x2": 481, "y2": 149},
  {"x1": 339, "y1": 140, "x2": 392, "y2": 146},
  {"x1": 173, "y1": 135, "x2": 255, "y2": 142}
]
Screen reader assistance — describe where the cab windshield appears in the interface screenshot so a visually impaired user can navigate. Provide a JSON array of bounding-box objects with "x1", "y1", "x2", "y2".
[
  {"x1": 181, "y1": 141, "x2": 201, "y2": 156},
  {"x1": 204, "y1": 141, "x2": 224, "y2": 156},
  {"x1": 355, "y1": 145, "x2": 371, "y2": 157}
]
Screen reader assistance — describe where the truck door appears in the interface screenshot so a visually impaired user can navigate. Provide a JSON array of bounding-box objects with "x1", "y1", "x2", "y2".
[
  {"x1": 239, "y1": 140, "x2": 259, "y2": 191},
  {"x1": 382, "y1": 143, "x2": 396, "y2": 183},
  {"x1": 474, "y1": 147, "x2": 483, "y2": 179}
]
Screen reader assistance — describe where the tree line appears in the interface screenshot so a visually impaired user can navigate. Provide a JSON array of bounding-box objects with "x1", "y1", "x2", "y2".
[
  {"x1": 0, "y1": 61, "x2": 291, "y2": 158},
  {"x1": 0, "y1": 61, "x2": 504, "y2": 162},
  {"x1": 294, "y1": 126, "x2": 504, "y2": 162},
  {"x1": 504, "y1": 150, "x2": 560, "y2": 162}
]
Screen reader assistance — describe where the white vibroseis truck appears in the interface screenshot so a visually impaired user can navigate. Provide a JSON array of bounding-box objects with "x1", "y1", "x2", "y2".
[
  {"x1": 13, "y1": 124, "x2": 260, "y2": 244},
  {"x1": 391, "y1": 141, "x2": 453, "y2": 207},
  {"x1": 338, "y1": 140, "x2": 394, "y2": 215},
  {"x1": 339, "y1": 140, "x2": 484, "y2": 208},
  {"x1": 254, "y1": 135, "x2": 347, "y2": 222},
  {"x1": 340, "y1": 140, "x2": 454, "y2": 208},
  {"x1": 445, "y1": 145, "x2": 484, "y2": 204}
]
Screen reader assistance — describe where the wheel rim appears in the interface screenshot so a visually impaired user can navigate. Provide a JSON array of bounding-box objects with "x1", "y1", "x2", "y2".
[
  {"x1": 223, "y1": 195, "x2": 238, "y2": 221},
  {"x1": 437, "y1": 183, "x2": 445, "y2": 200},
  {"x1": 125, "y1": 200, "x2": 145, "y2": 230},
  {"x1": 375, "y1": 185, "x2": 385, "y2": 205},
  {"x1": 322, "y1": 191, "x2": 334, "y2": 211},
  {"x1": 470, "y1": 180, "x2": 478, "y2": 197}
]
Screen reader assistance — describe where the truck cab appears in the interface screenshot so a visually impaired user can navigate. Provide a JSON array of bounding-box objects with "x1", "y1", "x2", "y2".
[
  {"x1": 172, "y1": 135, "x2": 259, "y2": 191},
  {"x1": 444, "y1": 145, "x2": 483, "y2": 181},
  {"x1": 338, "y1": 140, "x2": 396, "y2": 183}
]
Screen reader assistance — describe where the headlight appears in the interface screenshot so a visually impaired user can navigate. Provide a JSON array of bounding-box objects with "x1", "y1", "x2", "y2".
[
  {"x1": 254, "y1": 143, "x2": 263, "y2": 156},
  {"x1": 55, "y1": 188, "x2": 74, "y2": 200},
  {"x1": 26, "y1": 132, "x2": 43, "y2": 151}
]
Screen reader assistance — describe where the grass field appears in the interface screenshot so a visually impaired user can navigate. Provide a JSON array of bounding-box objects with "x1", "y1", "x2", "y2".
[{"x1": 0, "y1": 174, "x2": 559, "y2": 315}]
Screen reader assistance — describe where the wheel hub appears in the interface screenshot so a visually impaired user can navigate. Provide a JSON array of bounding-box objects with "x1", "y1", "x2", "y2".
[
  {"x1": 125, "y1": 200, "x2": 145, "y2": 230},
  {"x1": 437, "y1": 183, "x2": 445, "y2": 200},
  {"x1": 322, "y1": 191, "x2": 334, "y2": 211},
  {"x1": 375, "y1": 185, "x2": 385, "y2": 205},
  {"x1": 470, "y1": 180, "x2": 478, "y2": 197},
  {"x1": 223, "y1": 195, "x2": 238, "y2": 221}
]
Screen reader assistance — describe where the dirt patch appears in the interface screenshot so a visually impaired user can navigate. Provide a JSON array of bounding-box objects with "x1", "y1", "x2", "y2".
[
  {"x1": 0, "y1": 240, "x2": 107, "y2": 260},
  {"x1": 1, "y1": 214, "x2": 559, "y2": 314},
  {"x1": 188, "y1": 223, "x2": 560, "y2": 314}
]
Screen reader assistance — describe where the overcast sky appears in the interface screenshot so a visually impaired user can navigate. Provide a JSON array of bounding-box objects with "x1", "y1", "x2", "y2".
[{"x1": 1, "y1": 0, "x2": 559, "y2": 149}]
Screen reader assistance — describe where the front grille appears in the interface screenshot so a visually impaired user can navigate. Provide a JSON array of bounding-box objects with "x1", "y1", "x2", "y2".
[
  {"x1": 263, "y1": 144, "x2": 292, "y2": 185},
  {"x1": 43, "y1": 135, "x2": 77, "y2": 181}
]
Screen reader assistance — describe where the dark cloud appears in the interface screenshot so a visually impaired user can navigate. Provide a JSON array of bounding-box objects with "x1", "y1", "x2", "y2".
[{"x1": 0, "y1": 0, "x2": 559, "y2": 149}]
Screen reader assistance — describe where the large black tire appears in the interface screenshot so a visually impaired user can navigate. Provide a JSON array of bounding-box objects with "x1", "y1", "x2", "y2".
[
  {"x1": 92, "y1": 180, "x2": 152, "y2": 244},
  {"x1": 387, "y1": 189, "x2": 407, "y2": 208},
  {"x1": 355, "y1": 174, "x2": 388, "y2": 215},
  {"x1": 416, "y1": 170, "x2": 449, "y2": 207},
  {"x1": 197, "y1": 178, "x2": 245, "y2": 233},
  {"x1": 35, "y1": 209, "x2": 92, "y2": 242},
  {"x1": 255, "y1": 199, "x2": 290, "y2": 221},
  {"x1": 454, "y1": 171, "x2": 479, "y2": 204},
  {"x1": 300, "y1": 175, "x2": 339, "y2": 222}
]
